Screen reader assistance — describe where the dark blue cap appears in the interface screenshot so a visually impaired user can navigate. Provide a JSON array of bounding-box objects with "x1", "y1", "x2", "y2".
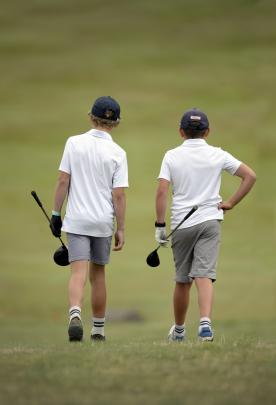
[
  {"x1": 91, "y1": 96, "x2": 120, "y2": 121},
  {"x1": 180, "y1": 108, "x2": 209, "y2": 130}
]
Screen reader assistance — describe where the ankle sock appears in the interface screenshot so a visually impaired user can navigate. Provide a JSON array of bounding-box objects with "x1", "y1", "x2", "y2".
[
  {"x1": 174, "y1": 324, "x2": 185, "y2": 337},
  {"x1": 69, "y1": 306, "x2": 81, "y2": 322},
  {"x1": 199, "y1": 317, "x2": 212, "y2": 332},
  {"x1": 92, "y1": 317, "x2": 105, "y2": 336}
]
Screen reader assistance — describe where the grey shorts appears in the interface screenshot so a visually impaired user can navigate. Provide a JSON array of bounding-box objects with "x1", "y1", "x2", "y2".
[
  {"x1": 67, "y1": 233, "x2": 112, "y2": 265},
  {"x1": 171, "y1": 220, "x2": 221, "y2": 284}
]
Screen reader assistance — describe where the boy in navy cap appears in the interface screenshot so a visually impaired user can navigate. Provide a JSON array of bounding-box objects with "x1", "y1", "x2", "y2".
[
  {"x1": 50, "y1": 96, "x2": 128, "y2": 342},
  {"x1": 155, "y1": 108, "x2": 256, "y2": 341}
]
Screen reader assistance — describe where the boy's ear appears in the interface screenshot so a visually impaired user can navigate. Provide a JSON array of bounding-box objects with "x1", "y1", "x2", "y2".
[
  {"x1": 179, "y1": 128, "x2": 186, "y2": 138},
  {"x1": 204, "y1": 128, "x2": 210, "y2": 138}
]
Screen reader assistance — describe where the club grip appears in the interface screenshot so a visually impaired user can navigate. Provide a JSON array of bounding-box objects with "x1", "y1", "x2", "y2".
[{"x1": 31, "y1": 190, "x2": 43, "y2": 207}]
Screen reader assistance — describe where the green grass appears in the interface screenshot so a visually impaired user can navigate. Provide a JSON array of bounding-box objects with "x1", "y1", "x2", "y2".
[
  {"x1": 1, "y1": 0, "x2": 276, "y2": 404},
  {"x1": 1, "y1": 322, "x2": 276, "y2": 405}
]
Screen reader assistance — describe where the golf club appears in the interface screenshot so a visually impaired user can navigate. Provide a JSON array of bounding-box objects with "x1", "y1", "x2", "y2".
[
  {"x1": 146, "y1": 205, "x2": 198, "y2": 268},
  {"x1": 31, "y1": 190, "x2": 69, "y2": 266}
]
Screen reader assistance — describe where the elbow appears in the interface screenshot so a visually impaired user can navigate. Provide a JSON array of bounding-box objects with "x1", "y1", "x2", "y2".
[
  {"x1": 156, "y1": 189, "x2": 167, "y2": 199},
  {"x1": 58, "y1": 173, "x2": 70, "y2": 188},
  {"x1": 249, "y1": 170, "x2": 257, "y2": 184},
  {"x1": 59, "y1": 179, "x2": 70, "y2": 188},
  {"x1": 112, "y1": 190, "x2": 125, "y2": 203}
]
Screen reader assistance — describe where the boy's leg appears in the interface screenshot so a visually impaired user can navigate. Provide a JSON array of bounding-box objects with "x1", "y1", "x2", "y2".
[
  {"x1": 89, "y1": 262, "x2": 106, "y2": 340},
  {"x1": 194, "y1": 277, "x2": 214, "y2": 341},
  {"x1": 170, "y1": 227, "x2": 196, "y2": 341},
  {"x1": 168, "y1": 281, "x2": 193, "y2": 341},
  {"x1": 174, "y1": 281, "x2": 193, "y2": 325},
  {"x1": 89, "y1": 262, "x2": 106, "y2": 317},
  {"x1": 89, "y1": 236, "x2": 112, "y2": 341},
  {"x1": 68, "y1": 260, "x2": 88, "y2": 341},
  {"x1": 67, "y1": 233, "x2": 91, "y2": 341},
  {"x1": 194, "y1": 277, "x2": 213, "y2": 319},
  {"x1": 190, "y1": 220, "x2": 221, "y2": 341},
  {"x1": 68, "y1": 260, "x2": 89, "y2": 309}
]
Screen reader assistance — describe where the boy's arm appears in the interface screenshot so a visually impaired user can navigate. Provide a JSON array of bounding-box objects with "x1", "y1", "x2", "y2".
[
  {"x1": 112, "y1": 187, "x2": 126, "y2": 251},
  {"x1": 155, "y1": 179, "x2": 170, "y2": 246},
  {"x1": 156, "y1": 179, "x2": 170, "y2": 223},
  {"x1": 53, "y1": 171, "x2": 71, "y2": 212},
  {"x1": 50, "y1": 171, "x2": 70, "y2": 237},
  {"x1": 219, "y1": 163, "x2": 256, "y2": 211}
]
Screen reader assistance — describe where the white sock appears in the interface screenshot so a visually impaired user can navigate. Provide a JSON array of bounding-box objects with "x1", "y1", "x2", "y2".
[
  {"x1": 174, "y1": 324, "x2": 185, "y2": 337},
  {"x1": 69, "y1": 306, "x2": 81, "y2": 322},
  {"x1": 92, "y1": 317, "x2": 105, "y2": 336},
  {"x1": 199, "y1": 317, "x2": 212, "y2": 332}
]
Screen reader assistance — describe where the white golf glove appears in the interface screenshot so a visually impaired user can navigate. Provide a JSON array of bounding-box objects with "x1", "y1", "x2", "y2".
[{"x1": 155, "y1": 222, "x2": 169, "y2": 247}]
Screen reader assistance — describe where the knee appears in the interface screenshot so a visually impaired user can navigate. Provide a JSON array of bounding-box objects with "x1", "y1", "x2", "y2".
[{"x1": 89, "y1": 264, "x2": 105, "y2": 284}]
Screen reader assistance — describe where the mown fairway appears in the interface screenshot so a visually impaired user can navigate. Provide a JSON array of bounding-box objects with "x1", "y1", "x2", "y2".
[{"x1": 0, "y1": 0, "x2": 275, "y2": 404}]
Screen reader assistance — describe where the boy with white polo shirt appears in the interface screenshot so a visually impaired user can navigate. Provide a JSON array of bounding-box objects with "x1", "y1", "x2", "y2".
[
  {"x1": 155, "y1": 108, "x2": 256, "y2": 341},
  {"x1": 50, "y1": 96, "x2": 128, "y2": 342}
]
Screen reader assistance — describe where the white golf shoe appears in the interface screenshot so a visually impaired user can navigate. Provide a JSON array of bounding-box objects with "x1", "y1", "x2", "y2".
[
  {"x1": 198, "y1": 325, "x2": 214, "y2": 342},
  {"x1": 168, "y1": 325, "x2": 185, "y2": 342}
]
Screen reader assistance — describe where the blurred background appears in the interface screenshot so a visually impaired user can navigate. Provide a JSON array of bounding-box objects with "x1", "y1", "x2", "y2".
[{"x1": 0, "y1": 1, "x2": 275, "y2": 402}]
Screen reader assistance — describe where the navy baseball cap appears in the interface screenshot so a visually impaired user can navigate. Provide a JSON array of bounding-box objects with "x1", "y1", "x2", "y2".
[
  {"x1": 180, "y1": 108, "x2": 209, "y2": 130},
  {"x1": 90, "y1": 96, "x2": 120, "y2": 121}
]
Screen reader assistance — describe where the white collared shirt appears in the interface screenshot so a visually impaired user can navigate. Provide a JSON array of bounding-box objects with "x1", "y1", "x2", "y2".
[
  {"x1": 158, "y1": 139, "x2": 241, "y2": 229},
  {"x1": 59, "y1": 129, "x2": 128, "y2": 237}
]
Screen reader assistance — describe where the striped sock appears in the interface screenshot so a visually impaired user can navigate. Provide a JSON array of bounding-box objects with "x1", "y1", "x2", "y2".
[
  {"x1": 199, "y1": 317, "x2": 212, "y2": 332},
  {"x1": 174, "y1": 324, "x2": 185, "y2": 337},
  {"x1": 92, "y1": 317, "x2": 105, "y2": 336},
  {"x1": 69, "y1": 306, "x2": 81, "y2": 322}
]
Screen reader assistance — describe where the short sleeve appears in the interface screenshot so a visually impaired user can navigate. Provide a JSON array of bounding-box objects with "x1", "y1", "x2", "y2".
[
  {"x1": 222, "y1": 150, "x2": 242, "y2": 175},
  {"x1": 158, "y1": 153, "x2": 171, "y2": 181},
  {"x1": 113, "y1": 153, "x2": 129, "y2": 188},
  {"x1": 59, "y1": 138, "x2": 71, "y2": 174}
]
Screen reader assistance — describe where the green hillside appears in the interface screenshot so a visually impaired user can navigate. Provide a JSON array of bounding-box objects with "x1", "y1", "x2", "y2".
[{"x1": 0, "y1": 1, "x2": 275, "y2": 404}]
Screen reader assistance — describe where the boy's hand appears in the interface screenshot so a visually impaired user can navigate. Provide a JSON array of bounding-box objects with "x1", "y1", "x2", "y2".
[
  {"x1": 218, "y1": 201, "x2": 234, "y2": 211},
  {"x1": 113, "y1": 230, "x2": 124, "y2": 251},
  {"x1": 155, "y1": 222, "x2": 169, "y2": 247},
  {"x1": 50, "y1": 213, "x2": 62, "y2": 237}
]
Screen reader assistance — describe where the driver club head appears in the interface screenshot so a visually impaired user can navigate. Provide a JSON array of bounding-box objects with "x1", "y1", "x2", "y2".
[
  {"x1": 146, "y1": 248, "x2": 160, "y2": 267},
  {"x1": 53, "y1": 245, "x2": 69, "y2": 266}
]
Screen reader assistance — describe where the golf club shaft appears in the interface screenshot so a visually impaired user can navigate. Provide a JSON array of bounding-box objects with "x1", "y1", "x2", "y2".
[
  {"x1": 166, "y1": 205, "x2": 198, "y2": 239},
  {"x1": 31, "y1": 190, "x2": 66, "y2": 248}
]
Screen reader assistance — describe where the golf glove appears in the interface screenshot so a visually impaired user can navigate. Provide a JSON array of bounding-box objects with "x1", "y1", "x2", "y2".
[
  {"x1": 50, "y1": 213, "x2": 62, "y2": 237},
  {"x1": 155, "y1": 222, "x2": 169, "y2": 248}
]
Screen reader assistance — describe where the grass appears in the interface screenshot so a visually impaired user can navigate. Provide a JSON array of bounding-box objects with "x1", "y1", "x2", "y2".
[
  {"x1": 1, "y1": 322, "x2": 276, "y2": 405},
  {"x1": 0, "y1": 0, "x2": 276, "y2": 404}
]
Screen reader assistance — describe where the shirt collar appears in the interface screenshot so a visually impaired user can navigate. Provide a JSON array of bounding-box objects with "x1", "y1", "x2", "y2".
[
  {"x1": 182, "y1": 138, "x2": 207, "y2": 146},
  {"x1": 89, "y1": 129, "x2": 113, "y2": 141}
]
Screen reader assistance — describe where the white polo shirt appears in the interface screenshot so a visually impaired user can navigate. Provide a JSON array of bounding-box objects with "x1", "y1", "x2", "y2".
[
  {"x1": 158, "y1": 139, "x2": 241, "y2": 229},
  {"x1": 59, "y1": 129, "x2": 128, "y2": 237}
]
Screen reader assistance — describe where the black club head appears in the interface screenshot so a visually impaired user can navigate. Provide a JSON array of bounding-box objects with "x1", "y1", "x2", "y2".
[
  {"x1": 53, "y1": 245, "x2": 69, "y2": 266},
  {"x1": 146, "y1": 249, "x2": 160, "y2": 267}
]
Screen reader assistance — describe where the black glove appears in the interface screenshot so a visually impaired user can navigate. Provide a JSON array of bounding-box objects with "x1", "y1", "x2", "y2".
[{"x1": 50, "y1": 214, "x2": 62, "y2": 237}]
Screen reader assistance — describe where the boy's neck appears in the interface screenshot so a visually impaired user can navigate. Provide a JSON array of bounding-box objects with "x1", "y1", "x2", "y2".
[
  {"x1": 93, "y1": 126, "x2": 112, "y2": 134},
  {"x1": 183, "y1": 135, "x2": 206, "y2": 141}
]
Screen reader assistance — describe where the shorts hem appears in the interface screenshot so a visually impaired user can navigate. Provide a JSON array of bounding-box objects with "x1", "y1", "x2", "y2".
[
  {"x1": 190, "y1": 274, "x2": 216, "y2": 282},
  {"x1": 91, "y1": 259, "x2": 109, "y2": 266},
  {"x1": 69, "y1": 256, "x2": 90, "y2": 263},
  {"x1": 174, "y1": 277, "x2": 193, "y2": 284}
]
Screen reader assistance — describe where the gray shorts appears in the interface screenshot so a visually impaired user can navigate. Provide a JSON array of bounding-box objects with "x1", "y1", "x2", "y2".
[
  {"x1": 67, "y1": 233, "x2": 112, "y2": 265},
  {"x1": 171, "y1": 220, "x2": 221, "y2": 284}
]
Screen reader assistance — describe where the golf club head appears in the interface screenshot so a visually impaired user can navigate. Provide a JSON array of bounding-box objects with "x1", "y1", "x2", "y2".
[
  {"x1": 146, "y1": 249, "x2": 160, "y2": 267},
  {"x1": 53, "y1": 245, "x2": 69, "y2": 266}
]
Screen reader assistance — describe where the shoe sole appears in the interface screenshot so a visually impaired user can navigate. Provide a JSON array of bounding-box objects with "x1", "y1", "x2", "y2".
[
  {"x1": 68, "y1": 325, "x2": 83, "y2": 342},
  {"x1": 199, "y1": 336, "x2": 214, "y2": 342},
  {"x1": 91, "y1": 334, "x2": 106, "y2": 342},
  {"x1": 168, "y1": 334, "x2": 185, "y2": 342}
]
